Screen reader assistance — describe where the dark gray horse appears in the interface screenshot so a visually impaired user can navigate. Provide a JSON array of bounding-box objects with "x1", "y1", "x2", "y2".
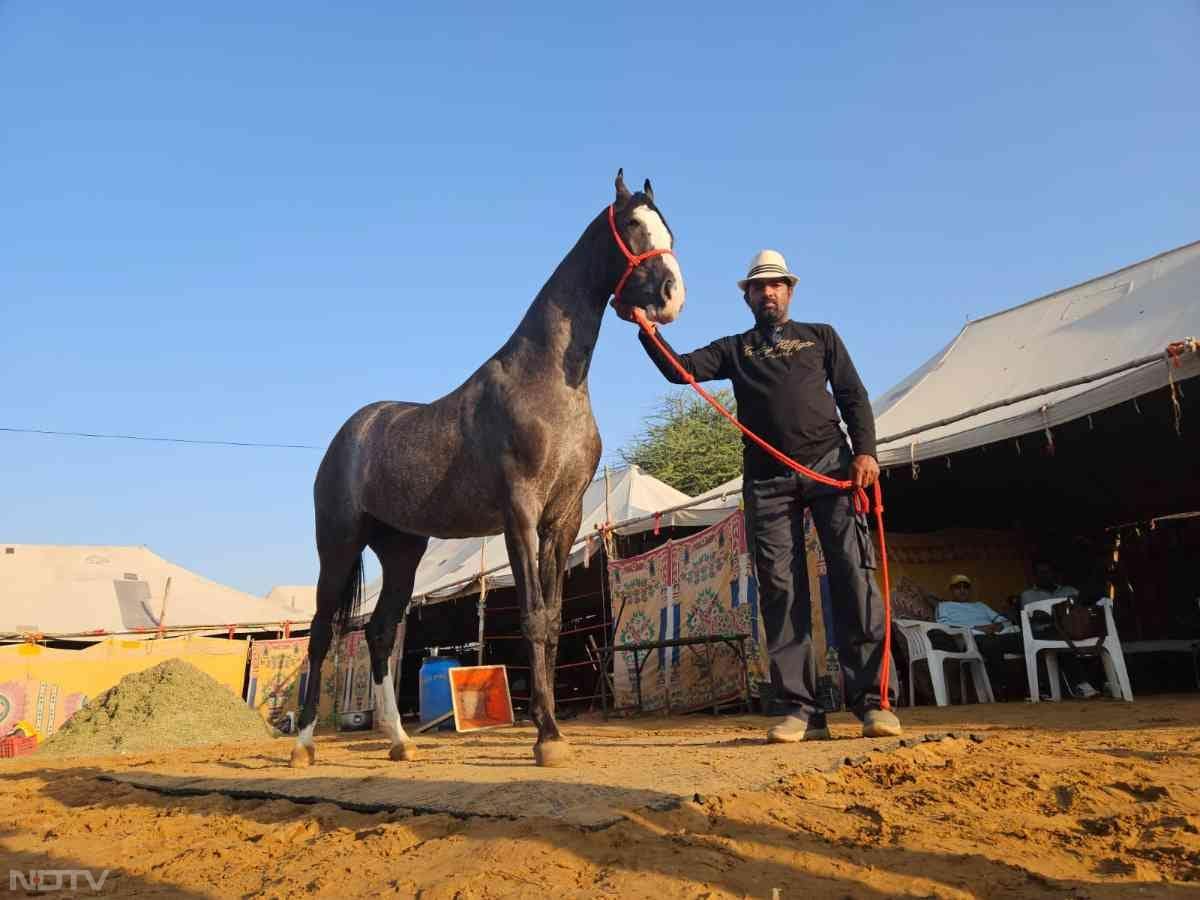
[{"x1": 291, "y1": 171, "x2": 684, "y2": 768}]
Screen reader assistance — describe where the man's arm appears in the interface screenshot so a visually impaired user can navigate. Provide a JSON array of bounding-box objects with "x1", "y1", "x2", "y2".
[
  {"x1": 824, "y1": 326, "x2": 877, "y2": 460},
  {"x1": 636, "y1": 327, "x2": 733, "y2": 385}
]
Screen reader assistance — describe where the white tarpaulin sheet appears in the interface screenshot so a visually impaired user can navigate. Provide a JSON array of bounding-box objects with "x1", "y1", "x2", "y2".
[
  {"x1": 0, "y1": 544, "x2": 304, "y2": 637},
  {"x1": 872, "y1": 240, "x2": 1200, "y2": 466}
]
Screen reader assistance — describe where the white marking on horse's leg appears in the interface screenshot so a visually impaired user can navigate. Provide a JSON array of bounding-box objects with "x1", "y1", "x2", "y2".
[
  {"x1": 373, "y1": 661, "x2": 410, "y2": 747},
  {"x1": 290, "y1": 720, "x2": 317, "y2": 767}
]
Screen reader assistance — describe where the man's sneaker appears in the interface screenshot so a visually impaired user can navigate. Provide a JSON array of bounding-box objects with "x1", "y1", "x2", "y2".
[
  {"x1": 862, "y1": 708, "x2": 903, "y2": 738},
  {"x1": 767, "y1": 714, "x2": 831, "y2": 743},
  {"x1": 1076, "y1": 681, "x2": 1101, "y2": 699}
]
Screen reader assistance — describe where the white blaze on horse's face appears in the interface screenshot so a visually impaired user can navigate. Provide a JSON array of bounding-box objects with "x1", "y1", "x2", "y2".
[{"x1": 631, "y1": 206, "x2": 685, "y2": 324}]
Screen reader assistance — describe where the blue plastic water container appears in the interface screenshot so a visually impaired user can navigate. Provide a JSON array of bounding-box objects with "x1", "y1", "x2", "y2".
[{"x1": 418, "y1": 656, "x2": 461, "y2": 728}]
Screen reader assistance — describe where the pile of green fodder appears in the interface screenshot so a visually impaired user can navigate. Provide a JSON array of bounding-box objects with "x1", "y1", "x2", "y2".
[{"x1": 40, "y1": 658, "x2": 275, "y2": 757}]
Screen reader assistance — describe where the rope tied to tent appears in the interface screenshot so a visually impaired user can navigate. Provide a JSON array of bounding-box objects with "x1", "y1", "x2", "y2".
[
  {"x1": 1166, "y1": 337, "x2": 1196, "y2": 437},
  {"x1": 1039, "y1": 404, "x2": 1056, "y2": 455},
  {"x1": 625, "y1": 307, "x2": 894, "y2": 710},
  {"x1": 599, "y1": 523, "x2": 616, "y2": 560},
  {"x1": 478, "y1": 536, "x2": 490, "y2": 602}
]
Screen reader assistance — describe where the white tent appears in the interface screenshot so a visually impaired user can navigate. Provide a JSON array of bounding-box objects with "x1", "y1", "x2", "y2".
[
  {"x1": 0, "y1": 544, "x2": 304, "y2": 638},
  {"x1": 360, "y1": 465, "x2": 692, "y2": 612},
  {"x1": 663, "y1": 475, "x2": 743, "y2": 528},
  {"x1": 265, "y1": 584, "x2": 317, "y2": 619},
  {"x1": 872, "y1": 240, "x2": 1200, "y2": 467}
]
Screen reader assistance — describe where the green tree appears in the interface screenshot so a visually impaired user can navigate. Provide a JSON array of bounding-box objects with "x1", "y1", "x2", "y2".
[{"x1": 619, "y1": 389, "x2": 742, "y2": 495}]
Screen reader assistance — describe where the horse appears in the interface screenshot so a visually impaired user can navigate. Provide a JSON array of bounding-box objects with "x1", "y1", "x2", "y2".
[{"x1": 291, "y1": 170, "x2": 685, "y2": 768}]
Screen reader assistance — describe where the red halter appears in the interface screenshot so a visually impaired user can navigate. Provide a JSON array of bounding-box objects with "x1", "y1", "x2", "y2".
[{"x1": 607, "y1": 204, "x2": 676, "y2": 301}]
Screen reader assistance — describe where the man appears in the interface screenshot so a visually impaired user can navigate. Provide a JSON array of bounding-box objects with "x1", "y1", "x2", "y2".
[
  {"x1": 934, "y1": 575, "x2": 1021, "y2": 698},
  {"x1": 614, "y1": 249, "x2": 900, "y2": 741},
  {"x1": 1018, "y1": 559, "x2": 1100, "y2": 699},
  {"x1": 937, "y1": 575, "x2": 1014, "y2": 635}
]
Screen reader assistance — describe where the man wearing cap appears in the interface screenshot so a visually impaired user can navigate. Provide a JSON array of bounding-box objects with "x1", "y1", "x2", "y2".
[
  {"x1": 614, "y1": 250, "x2": 900, "y2": 741},
  {"x1": 937, "y1": 575, "x2": 1014, "y2": 635}
]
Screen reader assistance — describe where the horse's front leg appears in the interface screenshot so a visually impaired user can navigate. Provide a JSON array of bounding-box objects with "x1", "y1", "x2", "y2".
[
  {"x1": 504, "y1": 502, "x2": 570, "y2": 767},
  {"x1": 533, "y1": 508, "x2": 583, "y2": 757}
]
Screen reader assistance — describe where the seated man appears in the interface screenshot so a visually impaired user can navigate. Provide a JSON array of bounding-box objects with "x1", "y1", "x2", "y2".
[
  {"x1": 1017, "y1": 559, "x2": 1101, "y2": 699},
  {"x1": 935, "y1": 575, "x2": 1021, "y2": 698},
  {"x1": 937, "y1": 575, "x2": 1017, "y2": 635}
]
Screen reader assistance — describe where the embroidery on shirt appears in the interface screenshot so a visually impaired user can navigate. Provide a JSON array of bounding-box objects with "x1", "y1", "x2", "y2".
[{"x1": 742, "y1": 338, "x2": 816, "y2": 360}]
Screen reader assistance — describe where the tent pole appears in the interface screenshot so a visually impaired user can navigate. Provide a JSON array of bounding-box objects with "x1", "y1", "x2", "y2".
[
  {"x1": 157, "y1": 576, "x2": 172, "y2": 638},
  {"x1": 476, "y1": 591, "x2": 486, "y2": 665},
  {"x1": 601, "y1": 466, "x2": 612, "y2": 647}
]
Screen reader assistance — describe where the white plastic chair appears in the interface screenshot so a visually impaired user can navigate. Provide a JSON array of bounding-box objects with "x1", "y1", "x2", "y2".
[
  {"x1": 1018, "y1": 596, "x2": 1133, "y2": 702},
  {"x1": 895, "y1": 619, "x2": 996, "y2": 707}
]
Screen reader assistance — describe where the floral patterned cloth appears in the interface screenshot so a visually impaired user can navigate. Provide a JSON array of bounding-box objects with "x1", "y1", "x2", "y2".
[
  {"x1": 608, "y1": 511, "x2": 770, "y2": 712},
  {"x1": 890, "y1": 574, "x2": 938, "y2": 622}
]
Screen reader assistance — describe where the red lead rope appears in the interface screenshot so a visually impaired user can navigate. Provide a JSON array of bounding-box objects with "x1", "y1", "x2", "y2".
[{"x1": 627, "y1": 306, "x2": 893, "y2": 710}]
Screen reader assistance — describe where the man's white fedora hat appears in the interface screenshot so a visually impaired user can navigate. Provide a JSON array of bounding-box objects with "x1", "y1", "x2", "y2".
[{"x1": 737, "y1": 249, "x2": 800, "y2": 292}]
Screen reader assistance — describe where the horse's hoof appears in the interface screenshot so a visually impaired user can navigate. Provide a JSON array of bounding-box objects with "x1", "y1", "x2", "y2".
[
  {"x1": 533, "y1": 740, "x2": 571, "y2": 768},
  {"x1": 389, "y1": 741, "x2": 419, "y2": 762},
  {"x1": 289, "y1": 744, "x2": 315, "y2": 768}
]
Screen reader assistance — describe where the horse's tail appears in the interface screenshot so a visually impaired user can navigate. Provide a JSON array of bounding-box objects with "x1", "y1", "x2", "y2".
[{"x1": 331, "y1": 554, "x2": 365, "y2": 635}]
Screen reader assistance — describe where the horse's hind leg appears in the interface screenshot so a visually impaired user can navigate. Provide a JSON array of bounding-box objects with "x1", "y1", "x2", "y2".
[
  {"x1": 366, "y1": 527, "x2": 429, "y2": 762},
  {"x1": 291, "y1": 541, "x2": 363, "y2": 768}
]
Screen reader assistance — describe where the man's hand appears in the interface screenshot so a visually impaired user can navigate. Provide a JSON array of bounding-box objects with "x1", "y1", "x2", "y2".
[
  {"x1": 849, "y1": 454, "x2": 880, "y2": 489},
  {"x1": 979, "y1": 623, "x2": 1004, "y2": 635}
]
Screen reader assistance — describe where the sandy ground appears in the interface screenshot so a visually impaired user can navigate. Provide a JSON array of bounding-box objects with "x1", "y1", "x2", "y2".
[{"x1": 2, "y1": 696, "x2": 1199, "y2": 898}]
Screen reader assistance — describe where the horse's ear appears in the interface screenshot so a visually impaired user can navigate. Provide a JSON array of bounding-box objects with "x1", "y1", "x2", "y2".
[
  {"x1": 643, "y1": 178, "x2": 654, "y2": 202},
  {"x1": 614, "y1": 168, "x2": 631, "y2": 202}
]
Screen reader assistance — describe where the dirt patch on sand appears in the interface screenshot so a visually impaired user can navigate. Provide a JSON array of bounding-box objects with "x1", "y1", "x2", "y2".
[
  {"x1": 3, "y1": 695, "x2": 1199, "y2": 897},
  {"x1": 39, "y1": 659, "x2": 274, "y2": 757}
]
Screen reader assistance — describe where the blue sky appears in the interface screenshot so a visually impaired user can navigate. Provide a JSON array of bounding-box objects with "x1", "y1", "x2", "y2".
[{"x1": 2, "y1": 3, "x2": 1197, "y2": 595}]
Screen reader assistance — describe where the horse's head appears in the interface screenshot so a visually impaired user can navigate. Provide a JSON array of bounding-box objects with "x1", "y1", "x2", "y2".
[{"x1": 608, "y1": 169, "x2": 685, "y2": 324}]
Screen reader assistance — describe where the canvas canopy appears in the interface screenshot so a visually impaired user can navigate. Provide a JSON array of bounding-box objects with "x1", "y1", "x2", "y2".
[
  {"x1": 872, "y1": 240, "x2": 1200, "y2": 466},
  {"x1": 360, "y1": 464, "x2": 692, "y2": 612},
  {"x1": 0, "y1": 544, "x2": 304, "y2": 638}
]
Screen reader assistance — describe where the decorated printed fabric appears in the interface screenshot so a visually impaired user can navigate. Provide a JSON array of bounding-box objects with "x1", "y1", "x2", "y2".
[
  {"x1": 245, "y1": 638, "x2": 312, "y2": 730},
  {"x1": 245, "y1": 631, "x2": 401, "y2": 730},
  {"x1": 0, "y1": 679, "x2": 86, "y2": 736},
  {"x1": 32, "y1": 680, "x2": 85, "y2": 735},
  {"x1": 333, "y1": 630, "x2": 374, "y2": 716},
  {"x1": 608, "y1": 510, "x2": 771, "y2": 712}
]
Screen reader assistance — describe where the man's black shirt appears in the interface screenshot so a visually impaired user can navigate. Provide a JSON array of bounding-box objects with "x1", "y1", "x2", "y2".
[{"x1": 638, "y1": 320, "x2": 876, "y2": 479}]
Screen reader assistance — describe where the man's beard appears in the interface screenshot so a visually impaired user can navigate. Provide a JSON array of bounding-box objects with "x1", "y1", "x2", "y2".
[{"x1": 755, "y1": 306, "x2": 784, "y2": 327}]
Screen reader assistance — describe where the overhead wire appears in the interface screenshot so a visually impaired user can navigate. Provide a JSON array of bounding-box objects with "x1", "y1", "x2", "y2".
[{"x1": 0, "y1": 426, "x2": 321, "y2": 450}]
